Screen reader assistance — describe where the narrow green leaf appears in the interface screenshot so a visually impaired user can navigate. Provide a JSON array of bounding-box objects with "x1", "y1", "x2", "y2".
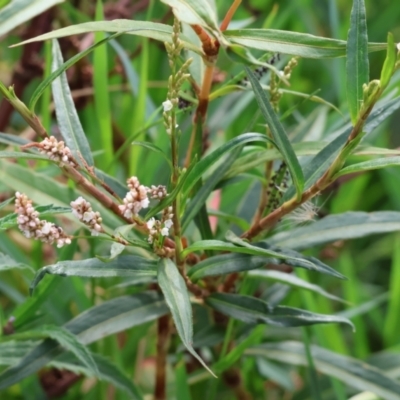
[
  {"x1": 8, "y1": 325, "x2": 99, "y2": 375},
  {"x1": 0, "y1": 292, "x2": 167, "y2": 389},
  {"x1": 0, "y1": 341, "x2": 38, "y2": 366},
  {"x1": 0, "y1": 0, "x2": 64, "y2": 37},
  {"x1": 383, "y1": 235, "x2": 400, "y2": 347},
  {"x1": 157, "y1": 258, "x2": 216, "y2": 377},
  {"x1": 175, "y1": 359, "x2": 192, "y2": 400},
  {"x1": 0, "y1": 151, "x2": 49, "y2": 161},
  {"x1": 93, "y1": 0, "x2": 113, "y2": 171},
  {"x1": 245, "y1": 67, "x2": 304, "y2": 199},
  {"x1": 182, "y1": 146, "x2": 242, "y2": 232},
  {"x1": 248, "y1": 270, "x2": 346, "y2": 303},
  {"x1": 334, "y1": 156, "x2": 400, "y2": 178},
  {"x1": 206, "y1": 293, "x2": 354, "y2": 329},
  {"x1": 52, "y1": 352, "x2": 143, "y2": 400},
  {"x1": 247, "y1": 341, "x2": 400, "y2": 400},
  {"x1": 0, "y1": 252, "x2": 33, "y2": 272},
  {"x1": 269, "y1": 211, "x2": 400, "y2": 250},
  {"x1": 283, "y1": 96, "x2": 400, "y2": 200},
  {"x1": 380, "y1": 33, "x2": 397, "y2": 88},
  {"x1": 346, "y1": 0, "x2": 369, "y2": 123},
  {"x1": 30, "y1": 255, "x2": 158, "y2": 294},
  {"x1": 0, "y1": 196, "x2": 14, "y2": 211},
  {"x1": 161, "y1": 0, "x2": 220, "y2": 36},
  {"x1": 184, "y1": 238, "x2": 343, "y2": 279},
  {"x1": 51, "y1": 39, "x2": 94, "y2": 166},
  {"x1": 0, "y1": 132, "x2": 30, "y2": 146},
  {"x1": 12, "y1": 20, "x2": 202, "y2": 54},
  {"x1": 224, "y1": 29, "x2": 385, "y2": 59},
  {"x1": 131, "y1": 141, "x2": 172, "y2": 168},
  {"x1": 181, "y1": 133, "x2": 273, "y2": 198},
  {"x1": 29, "y1": 33, "x2": 121, "y2": 112}
]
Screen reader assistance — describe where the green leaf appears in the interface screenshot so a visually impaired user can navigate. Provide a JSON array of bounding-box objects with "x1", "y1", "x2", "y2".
[
  {"x1": 283, "y1": 96, "x2": 400, "y2": 200},
  {"x1": 30, "y1": 255, "x2": 158, "y2": 294},
  {"x1": 0, "y1": 132, "x2": 30, "y2": 147},
  {"x1": 50, "y1": 39, "x2": 94, "y2": 166},
  {"x1": 224, "y1": 142, "x2": 400, "y2": 179},
  {"x1": 247, "y1": 341, "x2": 400, "y2": 399},
  {"x1": 268, "y1": 211, "x2": 400, "y2": 250},
  {"x1": 380, "y1": 33, "x2": 397, "y2": 88},
  {"x1": 0, "y1": 0, "x2": 64, "y2": 37},
  {"x1": 247, "y1": 270, "x2": 346, "y2": 303},
  {"x1": 245, "y1": 67, "x2": 304, "y2": 199},
  {"x1": 334, "y1": 156, "x2": 400, "y2": 178},
  {"x1": 181, "y1": 133, "x2": 273, "y2": 198},
  {"x1": 346, "y1": 0, "x2": 369, "y2": 123},
  {"x1": 131, "y1": 141, "x2": 172, "y2": 168},
  {"x1": 187, "y1": 253, "x2": 267, "y2": 281},
  {"x1": 0, "y1": 204, "x2": 70, "y2": 230},
  {"x1": 52, "y1": 352, "x2": 143, "y2": 400},
  {"x1": 7, "y1": 325, "x2": 99, "y2": 375},
  {"x1": 0, "y1": 252, "x2": 33, "y2": 272},
  {"x1": 206, "y1": 293, "x2": 354, "y2": 329},
  {"x1": 0, "y1": 292, "x2": 167, "y2": 389},
  {"x1": 161, "y1": 0, "x2": 220, "y2": 36},
  {"x1": 0, "y1": 341, "x2": 38, "y2": 366},
  {"x1": 0, "y1": 151, "x2": 49, "y2": 161},
  {"x1": 184, "y1": 237, "x2": 343, "y2": 279},
  {"x1": 223, "y1": 29, "x2": 385, "y2": 59},
  {"x1": 182, "y1": 146, "x2": 242, "y2": 232},
  {"x1": 0, "y1": 196, "x2": 14, "y2": 211},
  {"x1": 13, "y1": 20, "x2": 202, "y2": 54},
  {"x1": 29, "y1": 33, "x2": 121, "y2": 112},
  {"x1": 157, "y1": 258, "x2": 216, "y2": 377}
]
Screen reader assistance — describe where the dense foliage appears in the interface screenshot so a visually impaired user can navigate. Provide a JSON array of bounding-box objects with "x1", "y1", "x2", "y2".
[{"x1": 0, "y1": 1, "x2": 400, "y2": 399}]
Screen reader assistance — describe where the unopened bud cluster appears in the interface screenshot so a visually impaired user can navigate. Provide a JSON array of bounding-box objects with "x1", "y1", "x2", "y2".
[
  {"x1": 146, "y1": 206, "x2": 174, "y2": 244},
  {"x1": 163, "y1": 18, "x2": 192, "y2": 136},
  {"x1": 38, "y1": 136, "x2": 77, "y2": 168},
  {"x1": 70, "y1": 197, "x2": 103, "y2": 236},
  {"x1": 148, "y1": 185, "x2": 168, "y2": 200},
  {"x1": 270, "y1": 57, "x2": 298, "y2": 109},
  {"x1": 15, "y1": 192, "x2": 71, "y2": 248}
]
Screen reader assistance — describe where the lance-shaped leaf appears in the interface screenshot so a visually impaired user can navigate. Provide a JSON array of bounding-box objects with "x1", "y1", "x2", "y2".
[
  {"x1": 268, "y1": 211, "x2": 400, "y2": 250},
  {"x1": 52, "y1": 352, "x2": 143, "y2": 400},
  {"x1": 0, "y1": 151, "x2": 49, "y2": 161},
  {"x1": 206, "y1": 293, "x2": 354, "y2": 329},
  {"x1": 13, "y1": 20, "x2": 202, "y2": 54},
  {"x1": 161, "y1": 0, "x2": 220, "y2": 36},
  {"x1": 248, "y1": 270, "x2": 346, "y2": 303},
  {"x1": 0, "y1": 253, "x2": 33, "y2": 273},
  {"x1": 334, "y1": 156, "x2": 400, "y2": 178},
  {"x1": 157, "y1": 258, "x2": 216, "y2": 377},
  {"x1": 380, "y1": 33, "x2": 397, "y2": 88},
  {"x1": 0, "y1": 0, "x2": 64, "y2": 37},
  {"x1": 245, "y1": 67, "x2": 304, "y2": 199},
  {"x1": 346, "y1": 0, "x2": 369, "y2": 123},
  {"x1": 184, "y1": 238, "x2": 344, "y2": 279},
  {"x1": 181, "y1": 133, "x2": 273, "y2": 199},
  {"x1": 50, "y1": 40, "x2": 94, "y2": 166},
  {"x1": 0, "y1": 292, "x2": 167, "y2": 389},
  {"x1": 247, "y1": 341, "x2": 400, "y2": 400},
  {"x1": 224, "y1": 29, "x2": 385, "y2": 58},
  {"x1": 283, "y1": 96, "x2": 400, "y2": 201},
  {"x1": 30, "y1": 255, "x2": 158, "y2": 294}
]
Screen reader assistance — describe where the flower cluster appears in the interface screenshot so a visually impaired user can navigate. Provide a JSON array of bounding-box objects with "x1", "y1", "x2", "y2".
[
  {"x1": 146, "y1": 206, "x2": 174, "y2": 244},
  {"x1": 70, "y1": 197, "x2": 103, "y2": 236},
  {"x1": 38, "y1": 136, "x2": 77, "y2": 167},
  {"x1": 15, "y1": 192, "x2": 71, "y2": 248},
  {"x1": 119, "y1": 176, "x2": 150, "y2": 219}
]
